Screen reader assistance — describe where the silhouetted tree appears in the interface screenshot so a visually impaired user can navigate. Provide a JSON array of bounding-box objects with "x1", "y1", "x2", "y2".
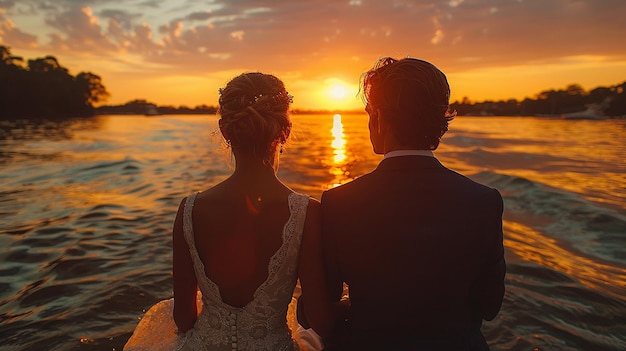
[
  {"x1": 0, "y1": 46, "x2": 28, "y2": 116},
  {"x1": 0, "y1": 46, "x2": 109, "y2": 119},
  {"x1": 75, "y1": 72, "x2": 109, "y2": 106},
  {"x1": 1, "y1": 46, "x2": 24, "y2": 67},
  {"x1": 560, "y1": 84, "x2": 587, "y2": 113},
  {"x1": 606, "y1": 81, "x2": 626, "y2": 116},
  {"x1": 587, "y1": 87, "x2": 612, "y2": 105}
]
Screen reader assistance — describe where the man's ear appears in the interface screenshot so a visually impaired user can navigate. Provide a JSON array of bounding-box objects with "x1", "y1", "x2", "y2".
[
  {"x1": 368, "y1": 108, "x2": 381, "y2": 137},
  {"x1": 375, "y1": 108, "x2": 386, "y2": 134}
]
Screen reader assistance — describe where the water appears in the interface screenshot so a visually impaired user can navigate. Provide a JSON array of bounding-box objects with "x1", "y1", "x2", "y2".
[{"x1": 1, "y1": 115, "x2": 625, "y2": 351}]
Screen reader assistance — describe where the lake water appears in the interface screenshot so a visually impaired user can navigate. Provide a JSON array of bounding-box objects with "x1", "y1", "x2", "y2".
[{"x1": 1, "y1": 114, "x2": 625, "y2": 350}]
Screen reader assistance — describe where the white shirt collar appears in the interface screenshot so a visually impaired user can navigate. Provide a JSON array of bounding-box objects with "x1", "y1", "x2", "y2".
[{"x1": 383, "y1": 149, "x2": 434, "y2": 160}]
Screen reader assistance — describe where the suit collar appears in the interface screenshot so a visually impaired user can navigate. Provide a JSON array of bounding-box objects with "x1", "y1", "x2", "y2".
[
  {"x1": 384, "y1": 149, "x2": 434, "y2": 159},
  {"x1": 375, "y1": 155, "x2": 445, "y2": 171}
]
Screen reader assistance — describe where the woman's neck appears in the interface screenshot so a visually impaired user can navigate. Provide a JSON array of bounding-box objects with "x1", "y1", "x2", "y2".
[
  {"x1": 232, "y1": 149, "x2": 279, "y2": 175},
  {"x1": 228, "y1": 157, "x2": 289, "y2": 211}
]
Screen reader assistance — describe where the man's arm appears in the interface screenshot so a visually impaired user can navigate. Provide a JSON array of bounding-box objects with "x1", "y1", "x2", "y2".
[
  {"x1": 320, "y1": 191, "x2": 347, "y2": 303},
  {"x1": 298, "y1": 199, "x2": 337, "y2": 338},
  {"x1": 471, "y1": 189, "x2": 506, "y2": 321},
  {"x1": 296, "y1": 191, "x2": 346, "y2": 332}
]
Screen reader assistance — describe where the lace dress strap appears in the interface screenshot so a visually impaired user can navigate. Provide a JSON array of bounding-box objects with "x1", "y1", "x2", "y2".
[
  {"x1": 181, "y1": 192, "x2": 216, "y2": 298},
  {"x1": 287, "y1": 193, "x2": 309, "y2": 257},
  {"x1": 182, "y1": 192, "x2": 198, "y2": 244},
  {"x1": 182, "y1": 192, "x2": 199, "y2": 255},
  {"x1": 246, "y1": 193, "x2": 304, "y2": 310}
]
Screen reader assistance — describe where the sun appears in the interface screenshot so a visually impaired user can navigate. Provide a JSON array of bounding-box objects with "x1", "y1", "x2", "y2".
[
  {"x1": 328, "y1": 85, "x2": 348, "y2": 100},
  {"x1": 320, "y1": 78, "x2": 359, "y2": 110}
]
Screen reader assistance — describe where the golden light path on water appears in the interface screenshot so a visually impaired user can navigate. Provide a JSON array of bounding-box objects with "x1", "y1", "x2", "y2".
[
  {"x1": 330, "y1": 114, "x2": 349, "y2": 188},
  {"x1": 331, "y1": 114, "x2": 347, "y2": 164}
]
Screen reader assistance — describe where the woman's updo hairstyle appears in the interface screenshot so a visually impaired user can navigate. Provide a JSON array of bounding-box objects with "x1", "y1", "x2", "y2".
[{"x1": 218, "y1": 72, "x2": 293, "y2": 164}]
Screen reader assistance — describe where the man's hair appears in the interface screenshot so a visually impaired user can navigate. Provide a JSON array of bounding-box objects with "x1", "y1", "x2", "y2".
[{"x1": 360, "y1": 57, "x2": 456, "y2": 150}]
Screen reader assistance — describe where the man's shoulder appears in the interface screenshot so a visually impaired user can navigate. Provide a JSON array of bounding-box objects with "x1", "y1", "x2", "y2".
[
  {"x1": 446, "y1": 168, "x2": 500, "y2": 192},
  {"x1": 322, "y1": 172, "x2": 375, "y2": 200}
]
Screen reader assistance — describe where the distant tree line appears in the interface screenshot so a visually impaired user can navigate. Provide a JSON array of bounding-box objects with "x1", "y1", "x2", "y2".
[
  {"x1": 451, "y1": 82, "x2": 626, "y2": 117},
  {"x1": 3, "y1": 46, "x2": 625, "y2": 119},
  {"x1": 0, "y1": 46, "x2": 109, "y2": 119},
  {"x1": 95, "y1": 100, "x2": 217, "y2": 115}
]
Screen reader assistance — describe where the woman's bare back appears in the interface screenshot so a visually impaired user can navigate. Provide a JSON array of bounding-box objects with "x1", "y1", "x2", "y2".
[{"x1": 191, "y1": 177, "x2": 293, "y2": 307}]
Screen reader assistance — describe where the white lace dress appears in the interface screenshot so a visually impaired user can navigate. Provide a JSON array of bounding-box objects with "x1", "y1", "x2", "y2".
[{"x1": 124, "y1": 192, "x2": 314, "y2": 351}]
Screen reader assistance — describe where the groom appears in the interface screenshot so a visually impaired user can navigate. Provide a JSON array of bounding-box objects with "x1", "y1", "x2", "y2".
[{"x1": 314, "y1": 57, "x2": 506, "y2": 350}]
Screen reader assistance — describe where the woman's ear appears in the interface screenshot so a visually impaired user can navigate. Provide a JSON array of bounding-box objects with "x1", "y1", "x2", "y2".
[{"x1": 218, "y1": 119, "x2": 230, "y2": 141}]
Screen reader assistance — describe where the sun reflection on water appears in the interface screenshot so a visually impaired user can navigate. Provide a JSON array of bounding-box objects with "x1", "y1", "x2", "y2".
[
  {"x1": 329, "y1": 114, "x2": 351, "y2": 188},
  {"x1": 331, "y1": 114, "x2": 346, "y2": 164}
]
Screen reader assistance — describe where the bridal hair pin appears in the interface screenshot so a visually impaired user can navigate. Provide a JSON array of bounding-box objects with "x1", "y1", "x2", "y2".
[
  {"x1": 253, "y1": 91, "x2": 294, "y2": 105},
  {"x1": 218, "y1": 88, "x2": 293, "y2": 105}
]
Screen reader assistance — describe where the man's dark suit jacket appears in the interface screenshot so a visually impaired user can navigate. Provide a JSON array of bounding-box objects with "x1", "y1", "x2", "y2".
[{"x1": 321, "y1": 155, "x2": 505, "y2": 351}]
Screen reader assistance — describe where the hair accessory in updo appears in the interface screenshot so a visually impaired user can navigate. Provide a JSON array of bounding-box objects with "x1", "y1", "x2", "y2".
[{"x1": 218, "y1": 88, "x2": 293, "y2": 107}]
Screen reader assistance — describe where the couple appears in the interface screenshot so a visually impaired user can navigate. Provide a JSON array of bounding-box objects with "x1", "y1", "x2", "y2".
[{"x1": 124, "y1": 57, "x2": 506, "y2": 351}]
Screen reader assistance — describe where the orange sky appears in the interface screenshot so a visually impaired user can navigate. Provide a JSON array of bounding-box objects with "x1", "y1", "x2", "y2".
[{"x1": 2, "y1": 0, "x2": 626, "y2": 110}]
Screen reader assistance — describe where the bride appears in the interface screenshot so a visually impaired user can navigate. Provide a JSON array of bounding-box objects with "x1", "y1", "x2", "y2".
[{"x1": 124, "y1": 72, "x2": 340, "y2": 351}]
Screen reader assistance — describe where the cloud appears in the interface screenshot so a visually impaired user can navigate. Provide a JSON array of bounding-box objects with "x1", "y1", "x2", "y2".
[
  {"x1": 0, "y1": 9, "x2": 38, "y2": 48},
  {"x1": 184, "y1": 11, "x2": 212, "y2": 22},
  {"x1": 0, "y1": 1, "x2": 17, "y2": 9},
  {"x1": 44, "y1": 6, "x2": 119, "y2": 53},
  {"x1": 99, "y1": 8, "x2": 141, "y2": 31},
  {"x1": 431, "y1": 29, "x2": 444, "y2": 45},
  {"x1": 136, "y1": 0, "x2": 162, "y2": 9},
  {"x1": 129, "y1": 22, "x2": 162, "y2": 53},
  {"x1": 1, "y1": 0, "x2": 625, "y2": 76}
]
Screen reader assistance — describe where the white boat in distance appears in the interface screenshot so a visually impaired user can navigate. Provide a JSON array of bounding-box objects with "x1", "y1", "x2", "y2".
[
  {"x1": 561, "y1": 98, "x2": 611, "y2": 120},
  {"x1": 144, "y1": 104, "x2": 162, "y2": 116}
]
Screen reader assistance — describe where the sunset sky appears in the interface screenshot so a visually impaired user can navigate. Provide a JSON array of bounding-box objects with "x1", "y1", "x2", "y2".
[{"x1": 1, "y1": 0, "x2": 625, "y2": 110}]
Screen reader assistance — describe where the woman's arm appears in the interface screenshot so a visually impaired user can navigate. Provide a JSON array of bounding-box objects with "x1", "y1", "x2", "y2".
[{"x1": 172, "y1": 197, "x2": 198, "y2": 333}]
